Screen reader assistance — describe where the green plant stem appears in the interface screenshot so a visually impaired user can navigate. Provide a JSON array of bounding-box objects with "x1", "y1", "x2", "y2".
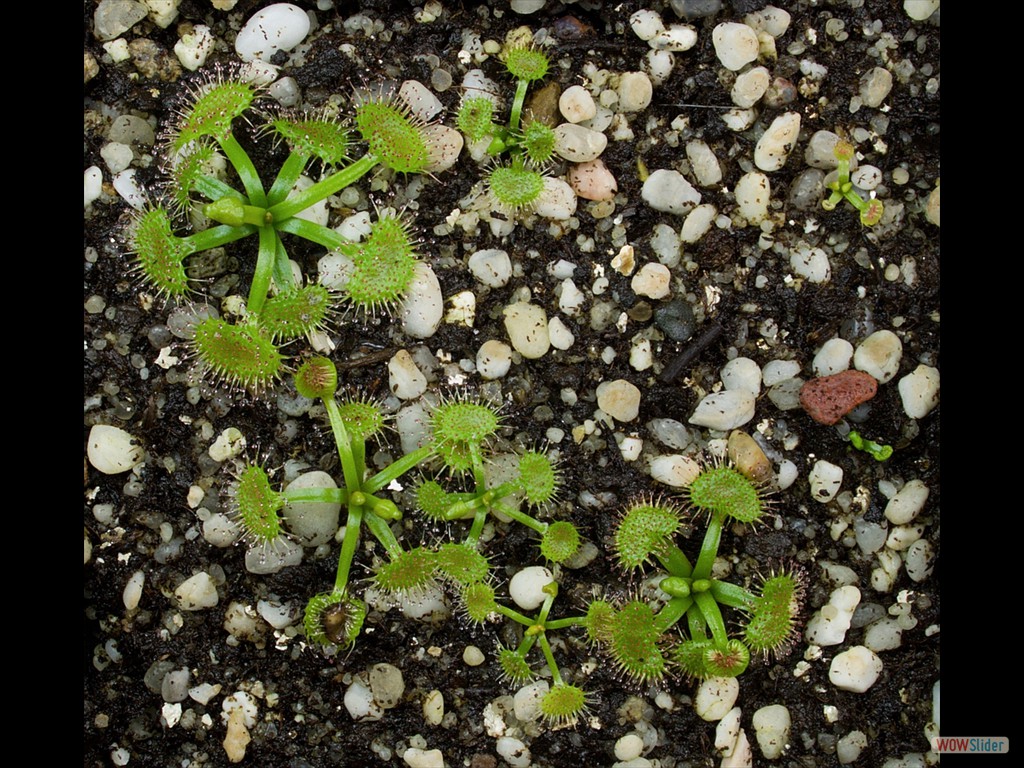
[
  {"x1": 509, "y1": 79, "x2": 529, "y2": 134},
  {"x1": 687, "y1": 601, "x2": 708, "y2": 642},
  {"x1": 693, "y1": 590, "x2": 729, "y2": 648},
  {"x1": 282, "y1": 487, "x2": 348, "y2": 505},
  {"x1": 268, "y1": 154, "x2": 378, "y2": 220},
  {"x1": 536, "y1": 633, "x2": 564, "y2": 686},
  {"x1": 220, "y1": 134, "x2": 267, "y2": 206},
  {"x1": 709, "y1": 580, "x2": 757, "y2": 610},
  {"x1": 334, "y1": 503, "x2": 363, "y2": 592},
  {"x1": 491, "y1": 500, "x2": 546, "y2": 535},
  {"x1": 247, "y1": 226, "x2": 280, "y2": 314},
  {"x1": 693, "y1": 511, "x2": 725, "y2": 581},
  {"x1": 268, "y1": 151, "x2": 310, "y2": 206},
  {"x1": 181, "y1": 223, "x2": 257, "y2": 252},
  {"x1": 362, "y1": 509, "x2": 404, "y2": 559},
  {"x1": 323, "y1": 398, "x2": 359, "y2": 492},
  {"x1": 496, "y1": 603, "x2": 537, "y2": 627},
  {"x1": 271, "y1": 235, "x2": 296, "y2": 295},
  {"x1": 364, "y1": 445, "x2": 435, "y2": 494},
  {"x1": 545, "y1": 616, "x2": 586, "y2": 631},
  {"x1": 193, "y1": 174, "x2": 244, "y2": 202},
  {"x1": 275, "y1": 217, "x2": 356, "y2": 254},
  {"x1": 657, "y1": 544, "x2": 694, "y2": 578},
  {"x1": 464, "y1": 509, "x2": 489, "y2": 548},
  {"x1": 653, "y1": 595, "x2": 694, "y2": 634}
]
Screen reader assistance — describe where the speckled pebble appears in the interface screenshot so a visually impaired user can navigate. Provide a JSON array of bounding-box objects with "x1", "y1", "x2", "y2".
[
  {"x1": 617, "y1": 71, "x2": 653, "y2": 112},
  {"x1": 504, "y1": 302, "x2": 550, "y2": 359},
  {"x1": 755, "y1": 112, "x2": 801, "y2": 172},
  {"x1": 554, "y1": 123, "x2": 608, "y2": 162},
  {"x1": 813, "y1": 337, "x2": 854, "y2": 376},
  {"x1": 234, "y1": 3, "x2": 311, "y2": 63},
  {"x1": 829, "y1": 646, "x2": 883, "y2": 693},
  {"x1": 476, "y1": 340, "x2": 513, "y2": 379},
  {"x1": 597, "y1": 379, "x2": 642, "y2": 422},
  {"x1": 685, "y1": 140, "x2": 723, "y2": 186},
  {"x1": 175, "y1": 571, "x2": 219, "y2": 610},
  {"x1": 734, "y1": 171, "x2": 770, "y2": 225},
  {"x1": 898, "y1": 365, "x2": 939, "y2": 419},
  {"x1": 88, "y1": 424, "x2": 145, "y2": 474},
  {"x1": 720, "y1": 357, "x2": 761, "y2": 396},
  {"x1": 631, "y1": 263, "x2": 671, "y2": 299},
  {"x1": 808, "y1": 459, "x2": 843, "y2": 503},
  {"x1": 712, "y1": 22, "x2": 759, "y2": 71},
  {"x1": 689, "y1": 390, "x2": 756, "y2": 431},
  {"x1": 559, "y1": 85, "x2": 597, "y2": 123},
  {"x1": 853, "y1": 330, "x2": 903, "y2": 384},
  {"x1": 567, "y1": 158, "x2": 618, "y2": 201},
  {"x1": 642, "y1": 169, "x2": 701, "y2": 215}
]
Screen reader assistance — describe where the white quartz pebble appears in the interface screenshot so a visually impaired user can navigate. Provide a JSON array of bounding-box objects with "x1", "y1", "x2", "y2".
[
  {"x1": 829, "y1": 646, "x2": 883, "y2": 693},
  {"x1": 752, "y1": 704, "x2": 791, "y2": 760},
  {"x1": 554, "y1": 123, "x2": 607, "y2": 162},
  {"x1": 503, "y1": 302, "x2": 550, "y2": 359},
  {"x1": 731, "y1": 66, "x2": 770, "y2": 108},
  {"x1": 597, "y1": 379, "x2": 642, "y2": 422},
  {"x1": 282, "y1": 471, "x2": 341, "y2": 546},
  {"x1": 617, "y1": 72, "x2": 653, "y2": 112},
  {"x1": 400, "y1": 263, "x2": 444, "y2": 339},
  {"x1": 898, "y1": 365, "x2": 939, "y2": 419},
  {"x1": 649, "y1": 455, "x2": 701, "y2": 488},
  {"x1": 175, "y1": 572, "x2": 219, "y2": 610},
  {"x1": 476, "y1": 340, "x2": 512, "y2": 379},
  {"x1": 755, "y1": 112, "x2": 801, "y2": 172},
  {"x1": 712, "y1": 22, "x2": 760, "y2": 71},
  {"x1": 559, "y1": 85, "x2": 597, "y2": 123},
  {"x1": 734, "y1": 171, "x2": 770, "y2": 225},
  {"x1": 642, "y1": 169, "x2": 701, "y2": 215},
  {"x1": 790, "y1": 245, "x2": 831, "y2": 284},
  {"x1": 884, "y1": 479, "x2": 929, "y2": 524},
  {"x1": 509, "y1": 566, "x2": 554, "y2": 611},
  {"x1": 631, "y1": 263, "x2": 671, "y2": 299},
  {"x1": 88, "y1": 424, "x2": 144, "y2": 474},
  {"x1": 689, "y1": 391, "x2": 756, "y2": 431},
  {"x1": 854, "y1": 330, "x2": 903, "y2": 383},
  {"x1": 630, "y1": 9, "x2": 665, "y2": 41},
  {"x1": 695, "y1": 677, "x2": 739, "y2": 721},
  {"x1": 721, "y1": 357, "x2": 761, "y2": 396},
  {"x1": 388, "y1": 349, "x2": 428, "y2": 400},
  {"x1": 567, "y1": 159, "x2": 617, "y2": 201},
  {"x1": 468, "y1": 248, "x2": 512, "y2": 288},
  {"x1": 404, "y1": 748, "x2": 444, "y2": 768},
  {"x1": 235, "y1": 3, "x2": 310, "y2": 63},
  {"x1": 809, "y1": 459, "x2": 843, "y2": 502},
  {"x1": 813, "y1": 338, "x2": 854, "y2": 376},
  {"x1": 535, "y1": 177, "x2": 578, "y2": 220},
  {"x1": 805, "y1": 585, "x2": 860, "y2": 646}
]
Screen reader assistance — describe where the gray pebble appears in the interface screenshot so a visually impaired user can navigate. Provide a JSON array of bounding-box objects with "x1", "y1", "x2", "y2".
[{"x1": 654, "y1": 299, "x2": 695, "y2": 341}]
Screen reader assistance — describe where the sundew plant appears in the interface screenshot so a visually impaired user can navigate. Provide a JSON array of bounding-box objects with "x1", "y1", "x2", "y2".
[{"x1": 127, "y1": 68, "x2": 445, "y2": 392}]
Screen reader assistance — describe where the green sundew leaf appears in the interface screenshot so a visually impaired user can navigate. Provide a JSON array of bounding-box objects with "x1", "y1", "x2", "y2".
[
  {"x1": 130, "y1": 206, "x2": 195, "y2": 299},
  {"x1": 609, "y1": 601, "x2": 666, "y2": 684},
  {"x1": 259, "y1": 284, "x2": 333, "y2": 340},
  {"x1": 488, "y1": 157, "x2": 545, "y2": 212},
  {"x1": 456, "y1": 96, "x2": 495, "y2": 142},
  {"x1": 334, "y1": 397, "x2": 387, "y2": 442},
  {"x1": 518, "y1": 450, "x2": 560, "y2": 505},
  {"x1": 294, "y1": 356, "x2": 338, "y2": 400},
  {"x1": 416, "y1": 479, "x2": 458, "y2": 521},
  {"x1": 174, "y1": 77, "x2": 256, "y2": 150},
  {"x1": 613, "y1": 501, "x2": 682, "y2": 571},
  {"x1": 461, "y1": 581, "x2": 498, "y2": 623},
  {"x1": 374, "y1": 547, "x2": 438, "y2": 595},
  {"x1": 498, "y1": 646, "x2": 534, "y2": 684},
  {"x1": 166, "y1": 143, "x2": 221, "y2": 213},
  {"x1": 431, "y1": 399, "x2": 501, "y2": 472},
  {"x1": 233, "y1": 464, "x2": 285, "y2": 544},
  {"x1": 745, "y1": 573, "x2": 801, "y2": 657},
  {"x1": 540, "y1": 521, "x2": 580, "y2": 564},
  {"x1": 519, "y1": 120, "x2": 556, "y2": 165},
  {"x1": 271, "y1": 117, "x2": 350, "y2": 165},
  {"x1": 703, "y1": 639, "x2": 750, "y2": 678},
  {"x1": 583, "y1": 600, "x2": 615, "y2": 645},
  {"x1": 346, "y1": 214, "x2": 420, "y2": 312},
  {"x1": 687, "y1": 465, "x2": 763, "y2": 523},
  {"x1": 540, "y1": 684, "x2": 588, "y2": 727},
  {"x1": 304, "y1": 591, "x2": 366, "y2": 648},
  {"x1": 354, "y1": 98, "x2": 429, "y2": 174},
  {"x1": 672, "y1": 638, "x2": 714, "y2": 679},
  {"x1": 505, "y1": 46, "x2": 550, "y2": 82},
  {"x1": 192, "y1": 317, "x2": 284, "y2": 392},
  {"x1": 435, "y1": 543, "x2": 490, "y2": 586}
]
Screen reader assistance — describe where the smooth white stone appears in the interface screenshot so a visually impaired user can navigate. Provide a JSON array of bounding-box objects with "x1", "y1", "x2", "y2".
[
  {"x1": 809, "y1": 459, "x2": 843, "y2": 502},
  {"x1": 686, "y1": 140, "x2": 723, "y2": 186},
  {"x1": 388, "y1": 349, "x2": 428, "y2": 400},
  {"x1": 721, "y1": 357, "x2": 762, "y2": 396},
  {"x1": 503, "y1": 302, "x2": 550, "y2": 358},
  {"x1": 283, "y1": 471, "x2": 341, "y2": 546},
  {"x1": 535, "y1": 177, "x2": 578, "y2": 220},
  {"x1": 617, "y1": 71, "x2": 653, "y2": 111},
  {"x1": 559, "y1": 85, "x2": 597, "y2": 123},
  {"x1": 853, "y1": 330, "x2": 903, "y2": 383},
  {"x1": 642, "y1": 169, "x2": 701, "y2": 215},
  {"x1": 400, "y1": 263, "x2": 444, "y2": 339},
  {"x1": 898, "y1": 365, "x2": 939, "y2": 419},
  {"x1": 752, "y1": 704, "x2": 791, "y2": 760},
  {"x1": 631, "y1": 263, "x2": 671, "y2": 299},
  {"x1": 555, "y1": 123, "x2": 607, "y2": 163},
  {"x1": 689, "y1": 391, "x2": 756, "y2": 431},
  {"x1": 790, "y1": 245, "x2": 831, "y2": 283},
  {"x1": 175, "y1": 572, "x2": 219, "y2": 610},
  {"x1": 734, "y1": 171, "x2": 770, "y2": 225},
  {"x1": 548, "y1": 317, "x2": 575, "y2": 350},
  {"x1": 649, "y1": 454, "x2": 701, "y2": 488},
  {"x1": 597, "y1": 379, "x2": 642, "y2": 422},
  {"x1": 468, "y1": 248, "x2": 512, "y2": 287},
  {"x1": 476, "y1": 340, "x2": 513, "y2": 379},
  {"x1": 88, "y1": 424, "x2": 145, "y2": 474},
  {"x1": 629, "y1": 9, "x2": 665, "y2": 41},
  {"x1": 712, "y1": 22, "x2": 759, "y2": 71},
  {"x1": 829, "y1": 646, "x2": 883, "y2": 693},
  {"x1": 731, "y1": 66, "x2": 770, "y2": 108},
  {"x1": 884, "y1": 479, "x2": 929, "y2": 524},
  {"x1": 681, "y1": 204, "x2": 717, "y2": 243},
  {"x1": 695, "y1": 677, "x2": 739, "y2": 721},
  {"x1": 813, "y1": 338, "x2": 853, "y2": 376},
  {"x1": 235, "y1": 3, "x2": 310, "y2": 62},
  {"x1": 755, "y1": 112, "x2": 801, "y2": 172}
]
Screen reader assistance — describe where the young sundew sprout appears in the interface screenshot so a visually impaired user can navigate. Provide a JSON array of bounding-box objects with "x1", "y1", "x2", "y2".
[{"x1": 129, "y1": 69, "x2": 444, "y2": 394}]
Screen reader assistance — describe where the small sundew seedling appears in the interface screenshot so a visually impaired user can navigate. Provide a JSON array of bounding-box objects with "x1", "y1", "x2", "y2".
[
  {"x1": 540, "y1": 684, "x2": 588, "y2": 728},
  {"x1": 128, "y1": 69, "x2": 445, "y2": 393},
  {"x1": 821, "y1": 139, "x2": 884, "y2": 226},
  {"x1": 430, "y1": 396, "x2": 502, "y2": 473},
  {"x1": 588, "y1": 450, "x2": 805, "y2": 681},
  {"x1": 456, "y1": 96, "x2": 496, "y2": 143},
  {"x1": 373, "y1": 547, "x2": 439, "y2": 596},
  {"x1": 847, "y1": 429, "x2": 893, "y2": 461},
  {"x1": 487, "y1": 156, "x2": 546, "y2": 214},
  {"x1": 518, "y1": 119, "x2": 556, "y2": 165},
  {"x1": 294, "y1": 355, "x2": 338, "y2": 400},
  {"x1": 503, "y1": 44, "x2": 550, "y2": 84}
]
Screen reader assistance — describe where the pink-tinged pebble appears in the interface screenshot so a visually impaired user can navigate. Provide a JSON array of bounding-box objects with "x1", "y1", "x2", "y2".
[
  {"x1": 567, "y1": 159, "x2": 617, "y2": 201},
  {"x1": 799, "y1": 370, "x2": 878, "y2": 425}
]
